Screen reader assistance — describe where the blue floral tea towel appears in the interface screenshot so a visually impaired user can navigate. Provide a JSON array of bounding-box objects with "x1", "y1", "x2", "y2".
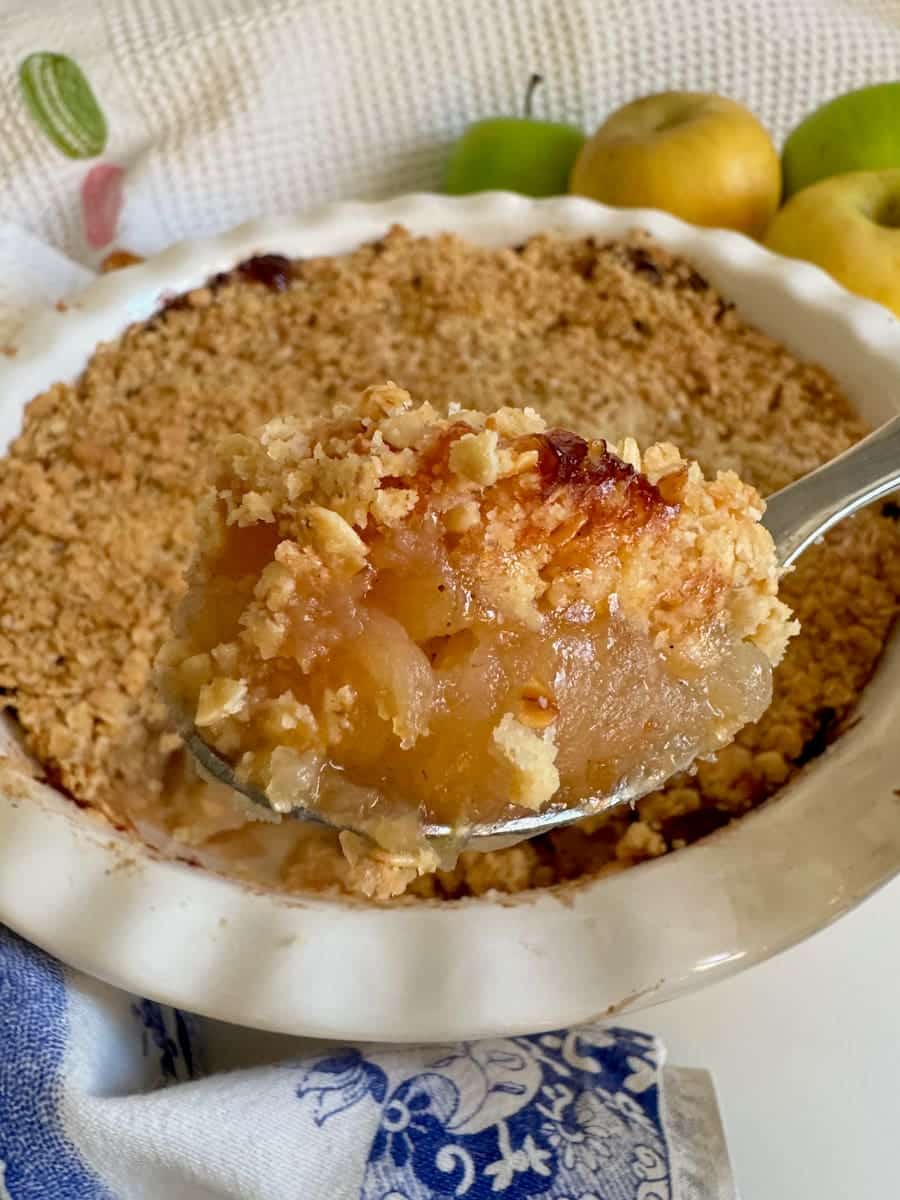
[{"x1": 0, "y1": 927, "x2": 736, "y2": 1199}]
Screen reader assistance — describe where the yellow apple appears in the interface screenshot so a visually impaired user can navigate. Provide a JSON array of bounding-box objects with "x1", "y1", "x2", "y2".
[
  {"x1": 764, "y1": 168, "x2": 900, "y2": 316},
  {"x1": 570, "y1": 92, "x2": 781, "y2": 238}
]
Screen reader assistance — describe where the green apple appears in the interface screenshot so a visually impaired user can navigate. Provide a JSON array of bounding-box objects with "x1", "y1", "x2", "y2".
[
  {"x1": 444, "y1": 75, "x2": 585, "y2": 197},
  {"x1": 569, "y1": 92, "x2": 781, "y2": 239},
  {"x1": 764, "y1": 168, "x2": 900, "y2": 316},
  {"x1": 783, "y1": 83, "x2": 900, "y2": 199}
]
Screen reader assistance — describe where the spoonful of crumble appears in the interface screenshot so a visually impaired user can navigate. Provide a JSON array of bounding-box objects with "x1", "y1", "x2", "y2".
[{"x1": 157, "y1": 382, "x2": 899, "y2": 897}]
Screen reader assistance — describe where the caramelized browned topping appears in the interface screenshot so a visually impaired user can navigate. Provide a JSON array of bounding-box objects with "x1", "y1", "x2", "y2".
[
  {"x1": 538, "y1": 428, "x2": 590, "y2": 482},
  {"x1": 235, "y1": 254, "x2": 293, "y2": 292}
]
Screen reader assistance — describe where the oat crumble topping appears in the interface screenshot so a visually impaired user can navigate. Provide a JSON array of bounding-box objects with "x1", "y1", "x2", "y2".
[{"x1": 0, "y1": 228, "x2": 897, "y2": 900}]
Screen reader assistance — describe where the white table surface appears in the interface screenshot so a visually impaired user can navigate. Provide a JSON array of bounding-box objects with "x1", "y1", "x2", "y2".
[{"x1": 633, "y1": 874, "x2": 900, "y2": 1200}]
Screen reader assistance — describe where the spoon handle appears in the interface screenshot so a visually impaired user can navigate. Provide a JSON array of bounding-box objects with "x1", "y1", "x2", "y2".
[{"x1": 763, "y1": 413, "x2": 900, "y2": 568}]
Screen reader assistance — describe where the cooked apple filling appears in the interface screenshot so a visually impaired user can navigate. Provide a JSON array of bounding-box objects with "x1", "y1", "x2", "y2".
[{"x1": 159, "y1": 381, "x2": 796, "y2": 894}]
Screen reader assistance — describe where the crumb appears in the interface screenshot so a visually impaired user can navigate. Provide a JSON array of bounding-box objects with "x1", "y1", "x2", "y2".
[
  {"x1": 100, "y1": 249, "x2": 144, "y2": 273},
  {"x1": 615, "y1": 820, "x2": 667, "y2": 861}
]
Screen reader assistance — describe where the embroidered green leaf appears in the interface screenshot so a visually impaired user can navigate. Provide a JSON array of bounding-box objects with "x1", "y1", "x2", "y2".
[{"x1": 19, "y1": 52, "x2": 108, "y2": 159}]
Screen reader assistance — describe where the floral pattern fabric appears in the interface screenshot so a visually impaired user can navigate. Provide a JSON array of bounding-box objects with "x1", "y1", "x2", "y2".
[
  {"x1": 0, "y1": 918, "x2": 725, "y2": 1198},
  {"x1": 296, "y1": 1028, "x2": 672, "y2": 1199}
]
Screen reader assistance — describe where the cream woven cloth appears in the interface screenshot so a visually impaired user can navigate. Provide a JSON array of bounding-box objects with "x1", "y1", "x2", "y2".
[
  {"x1": 0, "y1": 0, "x2": 899, "y2": 270},
  {"x1": 0, "y1": 1, "x2": 897, "y2": 1197}
]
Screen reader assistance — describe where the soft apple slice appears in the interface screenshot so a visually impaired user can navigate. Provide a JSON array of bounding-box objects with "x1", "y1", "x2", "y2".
[{"x1": 158, "y1": 383, "x2": 797, "y2": 898}]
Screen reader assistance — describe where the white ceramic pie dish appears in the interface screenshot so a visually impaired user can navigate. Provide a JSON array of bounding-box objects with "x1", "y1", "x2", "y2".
[{"x1": 0, "y1": 192, "x2": 898, "y2": 1041}]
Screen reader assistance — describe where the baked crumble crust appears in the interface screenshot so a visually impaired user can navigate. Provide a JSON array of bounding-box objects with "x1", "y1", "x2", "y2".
[{"x1": 0, "y1": 228, "x2": 895, "y2": 900}]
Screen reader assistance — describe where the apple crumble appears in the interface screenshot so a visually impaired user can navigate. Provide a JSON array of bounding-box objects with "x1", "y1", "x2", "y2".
[
  {"x1": 159, "y1": 385, "x2": 794, "y2": 892},
  {"x1": 0, "y1": 228, "x2": 897, "y2": 901}
]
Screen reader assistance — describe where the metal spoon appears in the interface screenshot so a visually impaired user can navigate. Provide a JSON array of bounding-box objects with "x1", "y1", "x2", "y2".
[{"x1": 181, "y1": 413, "x2": 900, "y2": 846}]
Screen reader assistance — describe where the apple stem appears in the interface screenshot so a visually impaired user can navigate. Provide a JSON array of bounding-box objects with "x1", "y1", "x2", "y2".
[{"x1": 524, "y1": 73, "x2": 543, "y2": 119}]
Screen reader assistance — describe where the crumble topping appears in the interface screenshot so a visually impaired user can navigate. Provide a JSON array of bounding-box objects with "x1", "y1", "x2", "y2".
[
  {"x1": 492, "y1": 711, "x2": 560, "y2": 812},
  {"x1": 0, "y1": 228, "x2": 896, "y2": 901}
]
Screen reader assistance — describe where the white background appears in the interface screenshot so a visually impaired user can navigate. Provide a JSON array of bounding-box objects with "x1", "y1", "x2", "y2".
[{"x1": 636, "y1": 875, "x2": 900, "y2": 1199}]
